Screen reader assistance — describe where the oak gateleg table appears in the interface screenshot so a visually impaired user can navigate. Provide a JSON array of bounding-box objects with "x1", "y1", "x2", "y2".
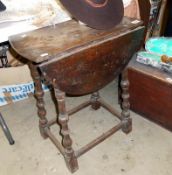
[{"x1": 9, "y1": 17, "x2": 145, "y2": 173}]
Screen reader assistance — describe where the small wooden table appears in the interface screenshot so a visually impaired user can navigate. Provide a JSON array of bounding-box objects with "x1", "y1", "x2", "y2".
[{"x1": 9, "y1": 17, "x2": 145, "y2": 173}]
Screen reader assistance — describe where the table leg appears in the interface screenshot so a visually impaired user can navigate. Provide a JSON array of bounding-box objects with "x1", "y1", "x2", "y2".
[
  {"x1": 53, "y1": 83, "x2": 78, "y2": 173},
  {"x1": 29, "y1": 63, "x2": 48, "y2": 139},
  {"x1": 120, "y1": 69, "x2": 132, "y2": 134},
  {"x1": 90, "y1": 91, "x2": 101, "y2": 110}
]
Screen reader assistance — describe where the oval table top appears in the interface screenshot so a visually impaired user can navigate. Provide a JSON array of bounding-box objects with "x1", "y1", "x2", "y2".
[{"x1": 9, "y1": 17, "x2": 143, "y2": 64}]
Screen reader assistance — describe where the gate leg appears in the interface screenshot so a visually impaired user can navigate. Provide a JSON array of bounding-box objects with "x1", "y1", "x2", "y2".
[
  {"x1": 53, "y1": 81, "x2": 78, "y2": 173},
  {"x1": 120, "y1": 69, "x2": 132, "y2": 134}
]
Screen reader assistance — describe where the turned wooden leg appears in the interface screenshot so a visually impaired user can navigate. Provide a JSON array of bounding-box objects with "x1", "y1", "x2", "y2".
[
  {"x1": 53, "y1": 82, "x2": 78, "y2": 173},
  {"x1": 90, "y1": 92, "x2": 101, "y2": 110},
  {"x1": 120, "y1": 69, "x2": 132, "y2": 134},
  {"x1": 29, "y1": 62, "x2": 48, "y2": 139}
]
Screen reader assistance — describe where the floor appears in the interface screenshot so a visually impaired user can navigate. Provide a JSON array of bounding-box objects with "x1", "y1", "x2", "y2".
[{"x1": 0, "y1": 81, "x2": 172, "y2": 175}]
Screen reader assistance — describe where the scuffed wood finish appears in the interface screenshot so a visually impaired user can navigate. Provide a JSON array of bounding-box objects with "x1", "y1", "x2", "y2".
[
  {"x1": 9, "y1": 17, "x2": 143, "y2": 63},
  {"x1": 9, "y1": 17, "x2": 145, "y2": 173},
  {"x1": 121, "y1": 69, "x2": 132, "y2": 134},
  {"x1": 128, "y1": 58, "x2": 172, "y2": 131},
  {"x1": 39, "y1": 25, "x2": 144, "y2": 95}
]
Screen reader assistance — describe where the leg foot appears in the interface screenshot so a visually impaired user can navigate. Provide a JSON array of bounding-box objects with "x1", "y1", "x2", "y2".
[
  {"x1": 122, "y1": 117, "x2": 132, "y2": 134},
  {"x1": 39, "y1": 123, "x2": 48, "y2": 139},
  {"x1": 64, "y1": 152, "x2": 79, "y2": 173},
  {"x1": 90, "y1": 92, "x2": 101, "y2": 110}
]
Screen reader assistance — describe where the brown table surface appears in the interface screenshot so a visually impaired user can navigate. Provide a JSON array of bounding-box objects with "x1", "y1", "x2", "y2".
[{"x1": 9, "y1": 17, "x2": 143, "y2": 64}]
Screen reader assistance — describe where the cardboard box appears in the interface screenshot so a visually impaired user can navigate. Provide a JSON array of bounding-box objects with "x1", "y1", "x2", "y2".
[
  {"x1": 0, "y1": 51, "x2": 48, "y2": 106},
  {"x1": 0, "y1": 63, "x2": 34, "y2": 106}
]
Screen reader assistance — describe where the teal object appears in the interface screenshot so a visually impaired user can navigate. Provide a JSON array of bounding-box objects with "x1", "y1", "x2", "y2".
[
  {"x1": 136, "y1": 51, "x2": 161, "y2": 68},
  {"x1": 145, "y1": 37, "x2": 172, "y2": 57},
  {"x1": 137, "y1": 51, "x2": 161, "y2": 62}
]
